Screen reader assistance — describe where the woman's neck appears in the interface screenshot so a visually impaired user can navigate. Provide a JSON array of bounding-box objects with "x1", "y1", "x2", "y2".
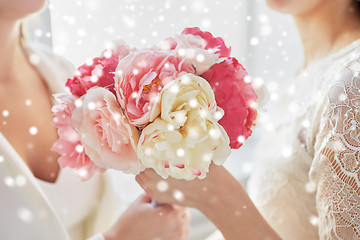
[
  {"x1": 0, "y1": 19, "x2": 27, "y2": 83},
  {"x1": 294, "y1": 2, "x2": 360, "y2": 68}
]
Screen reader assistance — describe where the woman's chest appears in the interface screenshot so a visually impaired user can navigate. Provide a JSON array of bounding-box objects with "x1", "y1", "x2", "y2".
[{"x1": 0, "y1": 82, "x2": 60, "y2": 182}]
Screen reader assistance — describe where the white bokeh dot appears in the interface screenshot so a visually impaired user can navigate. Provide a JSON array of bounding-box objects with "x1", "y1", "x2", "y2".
[
  {"x1": 203, "y1": 153, "x2": 212, "y2": 162},
  {"x1": 15, "y1": 175, "x2": 27, "y2": 187},
  {"x1": 244, "y1": 76, "x2": 252, "y2": 83},
  {"x1": 25, "y1": 99, "x2": 32, "y2": 106},
  {"x1": 167, "y1": 124, "x2": 175, "y2": 131},
  {"x1": 170, "y1": 84, "x2": 179, "y2": 94},
  {"x1": 87, "y1": 102, "x2": 96, "y2": 110},
  {"x1": 200, "y1": 109, "x2": 207, "y2": 118},
  {"x1": 131, "y1": 92, "x2": 138, "y2": 98},
  {"x1": 157, "y1": 181, "x2": 169, "y2": 192},
  {"x1": 214, "y1": 111, "x2": 223, "y2": 120},
  {"x1": 242, "y1": 162, "x2": 253, "y2": 173},
  {"x1": 29, "y1": 54, "x2": 40, "y2": 65},
  {"x1": 309, "y1": 215, "x2": 318, "y2": 226},
  {"x1": 250, "y1": 37, "x2": 259, "y2": 46},
  {"x1": 176, "y1": 148, "x2": 185, "y2": 157},
  {"x1": 145, "y1": 147, "x2": 152, "y2": 156},
  {"x1": 173, "y1": 190, "x2": 184, "y2": 201},
  {"x1": 29, "y1": 127, "x2": 38, "y2": 135},
  {"x1": 77, "y1": 168, "x2": 89, "y2": 179},
  {"x1": 34, "y1": 29, "x2": 42, "y2": 37},
  {"x1": 209, "y1": 129, "x2": 219, "y2": 139},
  {"x1": 189, "y1": 99, "x2": 198, "y2": 108},
  {"x1": 2, "y1": 110, "x2": 9, "y2": 117},
  {"x1": 282, "y1": 146, "x2": 293, "y2": 158},
  {"x1": 305, "y1": 182, "x2": 316, "y2": 193},
  {"x1": 196, "y1": 54, "x2": 205, "y2": 62},
  {"x1": 4, "y1": 176, "x2": 15, "y2": 187},
  {"x1": 18, "y1": 208, "x2": 34, "y2": 223},
  {"x1": 75, "y1": 99, "x2": 83, "y2": 107},
  {"x1": 75, "y1": 144, "x2": 84, "y2": 153},
  {"x1": 237, "y1": 135, "x2": 245, "y2": 143}
]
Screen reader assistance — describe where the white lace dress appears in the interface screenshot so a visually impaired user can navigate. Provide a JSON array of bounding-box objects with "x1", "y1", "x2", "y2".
[{"x1": 246, "y1": 39, "x2": 360, "y2": 240}]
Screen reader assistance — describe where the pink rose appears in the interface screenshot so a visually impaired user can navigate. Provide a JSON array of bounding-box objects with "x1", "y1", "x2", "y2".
[
  {"x1": 155, "y1": 37, "x2": 178, "y2": 51},
  {"x1": 201, "y1": 58, "x2": 257, "y2": 149},
  {"x1": 71, "y1": 87, "x2": 143, "y2": 173},
  {"x1": 182, "y1": 27, "x2": 231, "y2": 58},
  {"x1": 66, "y1": 44, "x2": 131, "y2": 97},
  {"x1": 51, "y1": 93, "x2": 104, "y2": 180},
  {"x1": 115, "y1": 50, "x2": 195, "y2": 128},
  {"x1": 156, "y1": 31, "x2": 219, "y2": 75}
]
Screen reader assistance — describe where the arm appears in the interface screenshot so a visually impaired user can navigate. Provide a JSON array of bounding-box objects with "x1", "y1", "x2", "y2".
[
  {"x1": 136, "y1": 165, "x2": 281, "y2": 240},
  {"x1": 195, "y1": 165, "x2": 281, "y2": 240},
  {"x1": 310, "y1": 70, "x2": 360, "y2": 239}
]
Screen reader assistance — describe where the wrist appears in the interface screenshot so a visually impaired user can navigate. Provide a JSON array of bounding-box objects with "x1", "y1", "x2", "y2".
[
  {"x1": 196, "y1": 178, "x2": 230, "y2": 214},
  {"x1": 195, "y1": 166, "x2": 236, "y2": 212}
]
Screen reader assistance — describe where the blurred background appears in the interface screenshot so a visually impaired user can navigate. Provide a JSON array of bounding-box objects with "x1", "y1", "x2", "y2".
[{"x1": 25, "y1": 0, "x2": 303, "y2": 239}]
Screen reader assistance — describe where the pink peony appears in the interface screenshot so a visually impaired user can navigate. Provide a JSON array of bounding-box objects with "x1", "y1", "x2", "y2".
[
  {"x1": 66, "y1": 44, "x2": 131, "y2": 97},
  {"x1": 71, "y1": 87, "x2": 143, "y2": 173},
  {"x1": 155, "y1": 37, "x2": 178, "y2": 51},
  {"x1": 182, "y1": 27, "x2": 231, "y2": 58},
  {"x1": 115, "y1": 50, "x2": 195, "y2": 128},
  {"x1": 51, "y1": 93, "x2": 104, "y2": 180},
  {"x1": 201, "y1": 58, "x2": 257, "y2": 149}
]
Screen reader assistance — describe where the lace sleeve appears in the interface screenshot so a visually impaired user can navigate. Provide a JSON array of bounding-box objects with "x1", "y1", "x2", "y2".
[{"x1": 312, "y1": 66, "x2": 360, "y2": 239}]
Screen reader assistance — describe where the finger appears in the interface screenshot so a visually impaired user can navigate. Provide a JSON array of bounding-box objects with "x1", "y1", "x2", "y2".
[
  {"x1": 156, "y1": 203, "x2": 174, "y2": 211},
  {"x1": 175, "y1": 206, "x2": 190, "y2": 221},
  {"x1": 135, "y1": 173, "x2": 144, "y2": 183},
  {"x1": 155, "y1": 203, "x2": 178, "y2": 218},
  {"x1": 143, "y1": 168, "x2": 161, "y2": 178},
  {"x1": 180, "y1": 208, "x2": 190, "y2": 219},
  {"x1": 173, "y1": 205, "x2": 187, "y2": 213},
  {"x1": 135, "y1": 175, "x2": 148, "y2": 190}
]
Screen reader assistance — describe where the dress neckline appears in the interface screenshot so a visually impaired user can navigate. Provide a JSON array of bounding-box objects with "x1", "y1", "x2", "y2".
[
  {"x1": 296, "y1": 38, "x2": 360, "y2": 76},
  {"x1": 37, "y1": 168, "x2": 64, "y2": 185}
]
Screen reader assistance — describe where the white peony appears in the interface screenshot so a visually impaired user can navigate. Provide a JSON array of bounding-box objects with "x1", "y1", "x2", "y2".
[{"x1": 138, "y1": 73, "x2": 231, "y2": 180}]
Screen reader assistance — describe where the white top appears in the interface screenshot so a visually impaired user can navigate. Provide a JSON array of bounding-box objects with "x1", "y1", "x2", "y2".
[
  {"x1": 0, "y1": 42, "x2": 120, "y2": 240},
  {"x1": 247, "y1": 39, "x2": 360, "y2": 239},
  {"x1": 206, "y1": 39, "x2": 360, "y2": 240},
  {"x1": 37, "y1": 168, "x2": 102, "y2": 240}
]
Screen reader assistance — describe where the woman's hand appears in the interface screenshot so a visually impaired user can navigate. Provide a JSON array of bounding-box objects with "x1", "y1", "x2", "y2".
[
  {"x1": 136, "y1": 164, "x2": 282, "y2": 240},
  {"x1": 103, "y1": 194, "x2": 190, "y2": 240},
  {"x1": 135, "y1": 164, "x2": 229, "y2": 209}
]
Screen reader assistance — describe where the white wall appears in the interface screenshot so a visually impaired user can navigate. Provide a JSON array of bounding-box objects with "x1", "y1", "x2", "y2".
[
  {"x1": 246, "y1": 0, "x2": 303, "y2": 86},
  {"x1": 225, "y1": 0, "x2": 304, "y2": 187},
  {"x1": 50, "y1": 0, "x2": 249, "y2": 66}
]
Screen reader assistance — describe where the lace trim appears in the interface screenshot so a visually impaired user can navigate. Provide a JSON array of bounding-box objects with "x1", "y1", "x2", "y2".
[{"x1": 314, "y1": 60, "x2": 360, "y2": 239}]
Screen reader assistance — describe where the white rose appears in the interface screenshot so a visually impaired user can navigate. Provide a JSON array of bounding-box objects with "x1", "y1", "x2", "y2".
[{"x1": 138, "y1": 73, "x2": 231, "y2": 180}]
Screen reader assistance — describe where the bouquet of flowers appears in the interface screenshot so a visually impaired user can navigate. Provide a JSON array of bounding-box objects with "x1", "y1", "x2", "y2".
[{"x1": 52, "y1": 27, "x2": 257, "y2": 181}]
